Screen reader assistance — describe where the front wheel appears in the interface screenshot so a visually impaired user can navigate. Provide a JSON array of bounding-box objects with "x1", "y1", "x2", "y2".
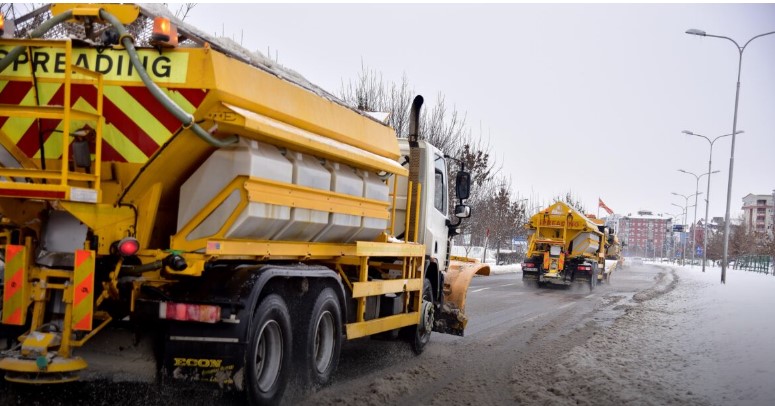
[
  {"x1": 410, "y1": 279, "x2": 434, "y2": 354},
  {"x1": 246, "y1": 294, "x2": 292, "y2": 406}
]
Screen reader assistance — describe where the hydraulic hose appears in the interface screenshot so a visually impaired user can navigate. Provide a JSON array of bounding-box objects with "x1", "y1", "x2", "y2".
[
  {"x1": 0, "y1": 7, "x2": 237, "y2": 148},
  {"x1": 0, "y1": 9, "x2": 73, "y2": 72},
  {"x1": 98, "y1": 9, "x2": 237, "y2": 148}
]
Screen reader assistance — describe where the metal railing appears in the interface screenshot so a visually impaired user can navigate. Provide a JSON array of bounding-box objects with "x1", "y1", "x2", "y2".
[{"x1": 732, "y1": 255, "x2": 773, "y2": 275}]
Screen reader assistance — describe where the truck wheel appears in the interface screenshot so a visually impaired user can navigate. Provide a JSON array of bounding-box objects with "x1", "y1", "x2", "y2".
[
  {"x1": 410, "y1": 279, "x2": 434, "y2": 355},
  {"x1": 300, "y1": 287, "x2": 342, "y2": 387},
  {"x1": 247, "y1": 294, "x2": 292, "y2": 406},
  {"x1": 588, "y1": 266, "x2": 597, "y2": 292}
]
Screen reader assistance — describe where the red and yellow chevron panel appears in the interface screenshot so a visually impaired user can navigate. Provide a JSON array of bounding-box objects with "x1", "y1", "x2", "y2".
[
  {"x1": 72, "y1": 249, "x2": 95, "y2": 331},
  {"x1": 0, "y1": 81, "x2": 207, "y2": 164},
  {"x1": 2, "y1": 244, "x2": 27, "y2": 326}
]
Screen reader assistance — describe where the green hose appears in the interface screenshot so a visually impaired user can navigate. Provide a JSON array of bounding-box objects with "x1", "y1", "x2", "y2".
[
  {"x1": 98, "y1": 9, "x2": 237, "y2": 148},
  {"x1": 0, "y1": 8, "x2": 237, "y2": 148},
  {"x1": 0, "y1": 9, "x2": 73, "y2": 73}
]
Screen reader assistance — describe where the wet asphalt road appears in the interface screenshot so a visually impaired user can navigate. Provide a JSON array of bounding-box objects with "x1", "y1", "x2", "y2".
[{"x1": 0, "y1": 264, "x2": 663, "y2": 406}]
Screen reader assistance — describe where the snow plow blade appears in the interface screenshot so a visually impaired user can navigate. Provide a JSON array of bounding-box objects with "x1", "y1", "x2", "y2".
[{"x1": 434, "y1": 260, "x2": 490, "y2": 336}]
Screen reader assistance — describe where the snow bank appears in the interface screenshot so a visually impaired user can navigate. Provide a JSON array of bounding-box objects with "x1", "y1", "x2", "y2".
[{"x1": 512, "y1": 263, "x2": 775, "y2": 405}]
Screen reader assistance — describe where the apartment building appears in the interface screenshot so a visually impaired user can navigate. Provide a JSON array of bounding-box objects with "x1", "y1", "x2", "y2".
[{"x1": 742, "y1": 193, "x2": 774, "y2": 236}]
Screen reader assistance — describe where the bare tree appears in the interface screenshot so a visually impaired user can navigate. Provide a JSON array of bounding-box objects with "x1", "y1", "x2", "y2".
[
  {"x1": 163, "y1": 3, "x2": 196, "y2": 20},
  {"x1": 552, "y1": 191, "x2": 587, "y2": 214}
]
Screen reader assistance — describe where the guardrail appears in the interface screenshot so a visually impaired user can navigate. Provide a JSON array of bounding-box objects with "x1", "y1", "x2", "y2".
[{"x1": 732, "y1": 255, "x2": 773, "y2": 275}]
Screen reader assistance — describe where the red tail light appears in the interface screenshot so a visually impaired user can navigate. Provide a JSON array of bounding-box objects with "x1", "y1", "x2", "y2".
[
  {"x1": 577, "y1": 265, "x2": 592, "y2": 271},
  {"x1": 116, "y1": 237, "x2": 140, "y2": 256},
  {"x1": 159, "y1": 302, "x2": 221, "y2": 323}
]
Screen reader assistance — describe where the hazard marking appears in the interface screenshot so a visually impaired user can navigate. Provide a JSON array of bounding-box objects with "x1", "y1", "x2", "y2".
[
  {"x1": 0, "y1": 81, "x2": 208, "y2": 163},
  {"x1": 3, "y1": 245, "x2": 26, "y2": 325},
  {"x1": 72, "y1": 250, "x2": 95, "y2": 331},
  {"x1": 73, "y1": 312, "x2": 93, "y2": 331}
]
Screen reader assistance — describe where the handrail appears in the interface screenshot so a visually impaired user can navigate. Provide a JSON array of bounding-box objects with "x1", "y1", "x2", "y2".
[{"x1": 0, "y1": 38, "x2": 104, "y2": 203}]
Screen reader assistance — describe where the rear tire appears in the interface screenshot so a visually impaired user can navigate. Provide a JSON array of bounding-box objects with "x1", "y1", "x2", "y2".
[
  {"x1": 300, "y1": 287, "x2": 342, "y2": 388},
  {"x1": 246, "y1": 294, "x2": 292, "y2": 406},
  {"x1": 589, "y1": 265, "x2": 597, "y2": 292}
]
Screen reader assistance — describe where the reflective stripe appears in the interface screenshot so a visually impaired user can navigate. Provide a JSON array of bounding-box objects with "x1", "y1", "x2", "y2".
[
  {"x1": 2, "y1": 245, "x2": 27, "y2": 325},
  {"x1": 0, "y1": 81, "x2": 208, "y2": 163},
  {"x1": 72, "y1": 249, "x2": 95, "y2": 331}
]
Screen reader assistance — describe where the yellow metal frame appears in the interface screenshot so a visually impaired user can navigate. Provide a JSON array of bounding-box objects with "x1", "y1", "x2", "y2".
[
  {"x1": 180, "y1": 182, "x2": 426, "y2": 340},
  {"x1": 51, "y1": 4, "x2": 141, "y2": 25},
  {"x1": 207, "y1": 103, "x2": 407, "y2": 177},
  {"x1": 171, "y1": 175, "x2": 392, "y2": 252},
  {"x1": 0, "y1": 39, "x2": 104, "y2": 203}
]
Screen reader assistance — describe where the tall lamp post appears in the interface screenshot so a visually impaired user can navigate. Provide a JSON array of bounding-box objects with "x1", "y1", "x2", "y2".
[
  {"x1": 686, "y1": 28, "x2": 775, "y2": 283},
  {"x1": 672, "y1": 192, "x2": 701, "y2": 265},
  {"x1": 670, "y1": 212, "x2": 684, "y2": 262},
  {"x1": 678, "y1": 169, "x2": 720, "y2": 269},
  {"x1": 670, "y1": 203, "x2": 687, "y2": 265},
  {"x1": 682, "y1": 130, "x2": 741, "y2": 272}
]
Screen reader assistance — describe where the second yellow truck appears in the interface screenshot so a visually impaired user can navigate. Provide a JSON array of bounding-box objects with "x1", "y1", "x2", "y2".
[{"x1": 520, "y1": 202, "x2": 616, "y2": 290}]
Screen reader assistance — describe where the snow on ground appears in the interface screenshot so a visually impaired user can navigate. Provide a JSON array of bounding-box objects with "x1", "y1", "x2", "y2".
[
  {"x1": 513, "y1": 262, "x2": 775, "y2": 405},
  {"x1": 662, "y1": 264, "x2": 775, "y2": 405},
  {"x1": 488, "y1": 263, "x2": 521, "y2": 275}
]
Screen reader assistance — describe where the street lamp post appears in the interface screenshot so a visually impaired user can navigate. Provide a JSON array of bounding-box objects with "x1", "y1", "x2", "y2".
[
  {"x1": 686, "y1": 28, "x2": 775, "y2": 283},
  {"x1": 670, "y1": 212, "x2": 683, "y2": 263},
  {"x1": 672, "y1": 192, "x2": 701, "y2": 265},
  {"x1": 670, "y1": 203, "x2": 687, "y2": 265},
  {"x1": 678, "y1": 169, "x2": 720, "y2": 269},
  {"x1": 681, "y1": 130, "x2": 741, "y2": 272}
]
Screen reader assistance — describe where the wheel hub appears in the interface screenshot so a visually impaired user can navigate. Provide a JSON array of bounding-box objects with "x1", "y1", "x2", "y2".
[{"x1": 419, "y1": 300, "x2": 434, "y2": 335}]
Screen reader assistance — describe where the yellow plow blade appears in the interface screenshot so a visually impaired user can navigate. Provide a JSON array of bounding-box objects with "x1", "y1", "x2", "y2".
[{"x1": 435, "y1": 260, "x2": 490, "y2": 336}]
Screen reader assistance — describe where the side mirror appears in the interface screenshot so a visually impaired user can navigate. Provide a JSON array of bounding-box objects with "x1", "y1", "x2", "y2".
[
  {"x1": 455, "y1": 171, "x2": 471, "y2": 200},
  {"x1": 454, "y1": 204, "x2": 471, "y2": 219}
]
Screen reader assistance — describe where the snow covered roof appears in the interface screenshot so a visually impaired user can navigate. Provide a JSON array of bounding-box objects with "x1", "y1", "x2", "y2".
[{"x1": 622, "y1": 213, "x2": 672, "y2": 221}]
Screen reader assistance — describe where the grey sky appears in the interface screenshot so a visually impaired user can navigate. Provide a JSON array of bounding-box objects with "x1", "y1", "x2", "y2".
[{"x1": 186, "y1": 3, "x2": 775, "y2": 221}]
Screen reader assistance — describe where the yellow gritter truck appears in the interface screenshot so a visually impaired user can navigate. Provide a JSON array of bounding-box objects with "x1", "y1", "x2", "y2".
[
  {"x1": 0, "y1": 4, "x2": 488, "y2": 404},
  {"x1": 520, "y1": 201, "x2": 608, "y2": 290}
]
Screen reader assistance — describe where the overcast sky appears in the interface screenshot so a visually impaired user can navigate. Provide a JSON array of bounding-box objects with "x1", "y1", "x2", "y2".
[{"x1": 186, "y1": 3, "x2": 775, "y2": 222}]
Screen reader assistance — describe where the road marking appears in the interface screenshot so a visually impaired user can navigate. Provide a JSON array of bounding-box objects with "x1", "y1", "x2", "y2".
[
  {"x1": 522, "y1": 313, "x2": 545, "y2": 323},
  {"x1": 585, "y1": 294, "x2": 596, "y2": 299},
  {"x1": 558, "y1": 303, "x2": 574, "y2": 310},
  {"x1": 471, "y1": 287, "x2": 491, "y2": 293},
  {"x1": 501, "y1": 283, "x2": 516, "y2": 287}
]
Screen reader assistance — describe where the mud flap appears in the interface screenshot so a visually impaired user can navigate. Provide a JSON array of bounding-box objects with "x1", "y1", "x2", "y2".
[
  {"x1": 434, "y1": 260, "x2": 490, "y2": 336},
  {"x1": 3, "y1": 245, "x2": 28, "y2": 326},
  {"x1": 73, "y1": 250, "x2": 95, "y2": 331}
]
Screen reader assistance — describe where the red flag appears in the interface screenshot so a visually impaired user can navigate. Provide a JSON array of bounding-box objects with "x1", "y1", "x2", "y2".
[{"x1": 598, "y1": 198, "x2": 613, "y2": 215}]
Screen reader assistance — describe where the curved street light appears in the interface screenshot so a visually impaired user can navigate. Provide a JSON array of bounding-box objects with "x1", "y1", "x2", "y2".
[
  {"x1": 669, "y1": 205, "x2": 686, "y2": 262},
  {"x1": 672, "y1": 192, "x2": 701, "y2": 265},
  {"x1": 686, "y1": 28, "x2": 775, "y2": 283},
  {"x1": 682, "y1": 130, "x2": 742, "y2": 272},
  {"x1": 678, "y1": 169, "x2": 721, "y2": 269}
]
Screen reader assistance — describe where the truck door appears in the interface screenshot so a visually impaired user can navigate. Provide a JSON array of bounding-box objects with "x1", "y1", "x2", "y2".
[{"x1": 429, "y1": 153, "x2": 449, "y2": 268}]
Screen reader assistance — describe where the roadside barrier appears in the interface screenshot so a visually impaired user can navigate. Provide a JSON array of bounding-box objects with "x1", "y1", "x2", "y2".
[{"x1": 732, "y1": 255, "x2": 773, "y2": 275}]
